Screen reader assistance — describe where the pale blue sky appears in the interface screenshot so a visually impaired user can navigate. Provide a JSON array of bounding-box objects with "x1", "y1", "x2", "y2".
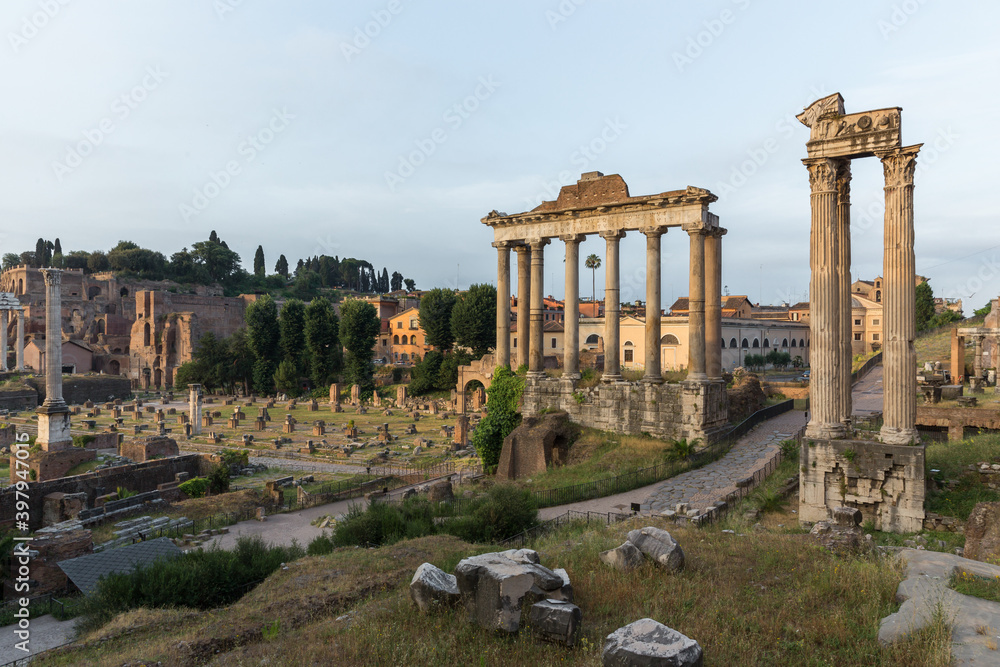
[{"x1": 2, "y1": 1, "x2": 998, "y2": 309}]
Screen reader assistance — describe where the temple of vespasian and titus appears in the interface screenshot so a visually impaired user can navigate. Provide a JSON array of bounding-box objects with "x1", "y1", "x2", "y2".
[
  {"x1": 796, "y1": 93, "x2": 925, "y2": 533},
  {"x1": 483, "y1": 172, "x2": 729, "y2": 443}
]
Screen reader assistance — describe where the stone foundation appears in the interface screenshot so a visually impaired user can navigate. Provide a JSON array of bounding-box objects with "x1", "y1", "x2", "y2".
[
  {"x1": 521, "y1": 377, "x2": 729, "y2": 443},
  {"x1": 799, "y1": 438, "x2": 924, "y2": 534},
  {"x1": 12, "y1": 448, "x2": 97, "y2": 483},
  {"x1": 119, "y1": 435, "x2": 180, "y2": 463}
]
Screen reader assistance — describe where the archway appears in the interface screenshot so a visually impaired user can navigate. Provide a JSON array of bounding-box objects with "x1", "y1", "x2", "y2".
[
  {"x1": 109, "y1": 360, "x2": 120, "y2": 375},
  {"x1": 660, "y1": 334, "x2": 680, "y2": 371},
  {"x1": 143, "y1": 323, "x2": 151, "y2": 347},
  {"x1": 462, "y1": 379, "x2": 487, "y2": 413}
]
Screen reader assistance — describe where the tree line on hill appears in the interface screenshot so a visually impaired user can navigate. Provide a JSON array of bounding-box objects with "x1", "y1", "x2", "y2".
[{"x1": 1, "y1": 233, "x2": 413, "y2": 299}]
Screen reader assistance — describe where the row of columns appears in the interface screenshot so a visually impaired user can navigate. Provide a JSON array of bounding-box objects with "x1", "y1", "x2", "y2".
[
  {"x1": 803, "y1": 147, "x2": 920, "y2": 444},
  {"x1": 0, "y1": 309, "x2": 26, "y2": 372},
  {"x1": 494, "y1": 226, "x2": 725, "y2": 383}
]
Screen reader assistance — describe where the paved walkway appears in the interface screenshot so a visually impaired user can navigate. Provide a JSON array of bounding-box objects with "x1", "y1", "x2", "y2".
[
  {"x1": 852, "y1": 365, "x2": 884, "y2": 415},
  {"x1": 0, "y1": 614, "x2": 76, "y2": 664}
]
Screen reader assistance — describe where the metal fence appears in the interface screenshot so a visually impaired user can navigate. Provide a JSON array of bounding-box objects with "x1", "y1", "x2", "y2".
[{"x1": 851, "y1": 351, "x2": 883, "y2": 385}]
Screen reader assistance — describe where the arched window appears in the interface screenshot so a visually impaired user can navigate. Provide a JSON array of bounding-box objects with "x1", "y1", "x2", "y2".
[
  {"x1": 720, "y1": 339, "x2": 726, "y2": 349},
  {"x1": 875, "y1": 290, "x2": 881, "y2": 302},
  {"x1": 752, "y1": 338, "x2": 760, "y2": 348},
  {"x1": 401, "y1": 353, "x2": 409, "y2": 362},
  {"x1": 801, "y1": 339, "x2": 806, "y2": 348},
  {"x1": 730, "y1": 338, "x2": 738, "y2": 349},
  {"x1": 393, "y1": 335, "x2": 399, "y2": 344},
  {"x1": 623, "y1": 341, "x2": 634, "y2": 363},
  {"x1": 17, "y1": 279, "x2": 23, "y2": 294},
  {"x1": 88, "y1": 286, "x2": 101, "y2": 299},
  {"x1": 763, "y1": 339, "x2": 770, "y2": 348},
  {"x1": 660, "y1": 334, "x2": 680, "y2": 345},
  {"x1": 782, "y1": 338, "x2": 789, "y2": 348},
  {"x1": 401, "y1": 335, "x2": 408, "y2": 345},
  {"x1": 412, "y1": 337, "x2": 419, "y2": 346},
  {"x1": 790, "y1": 338, "x2": 797, "y2": 348},
  {"x1": 741, "y1": 338, "x2": 749, "y2": 349},
  {"x1": 586, "y1": 334, "x2": 600, "y2": 345},
  {"x1": 97, "y1": 320, "x2": 106, "y2": 334}
]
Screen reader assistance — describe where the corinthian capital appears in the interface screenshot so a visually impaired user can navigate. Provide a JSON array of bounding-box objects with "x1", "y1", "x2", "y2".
[
  {"x1": 40, "y1": 269, "x2": 63, "y2": 287},
  {"x1": 877, "y1": 145, "x2": 922, "y2": 188},
  {"x1": 803, "y1": 158, "x2": 841, "y2": 192}
]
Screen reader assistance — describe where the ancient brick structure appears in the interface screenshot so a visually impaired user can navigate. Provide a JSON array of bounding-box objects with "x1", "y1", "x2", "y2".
[
  {"x1": 119, "y1": 435, "x2": 180, "y2": 463},
  {"x1": 5, "y1": 529, "x2": 93, "y2": 599}
]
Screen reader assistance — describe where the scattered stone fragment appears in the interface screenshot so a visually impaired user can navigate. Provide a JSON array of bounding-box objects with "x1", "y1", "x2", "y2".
[
  {"x1": 627, "y1": 527, "x2": 684, "y2": 572},
  {"x1": 410, "y1": 563, "x2": 461, "y2": 612},
  {"x1": 530, "y1": 599, "x2": 582, "y2": 647},
  {"x1": 599, "y1": 541, "x2": 645, "y2": 572},
  {"x1": 602, "y1": 618, "x2": 703, "y2": 667}
]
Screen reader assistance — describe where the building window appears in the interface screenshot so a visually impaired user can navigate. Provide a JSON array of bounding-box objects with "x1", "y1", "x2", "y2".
[
  {"x1": 730, "y1": 338, "x2": 738, "y2": 348},
  {"x1": 624, "y1": 349, "x2": 633, "y2": 363},
  {"x1": 393, "y1": 335, "x2": 399, "y2": 344},
  {"x1": 790, "y1": 339, "x2": 797, "y2": 347},
  {"x1": 396, "y1": 321, "x2": 402, "y2": 329},
  {"x1": 872, "y1": 319, "x2": 879, "y2": 326},
  {"x1": 401, "y1": 335, "x2": 408, "y2": 344},
  {"x1": 854, "y1": 333, "x2": 862, "y2": 341},
  {"x1": 752, "y1": 339, "x2": 759, "y2": 348},
  {"x1": 513, "y1": 337, "x2": 517, "y2": 348},
  {"x1": 855, "y1": 319, "x2": 862, "y2": 326},
  {"x1": 742, "y1": 338, "x2": 749, "y2": 349},
  {"x1": 550, "y1": 337, "x2": 556, "y2": 349},
  {"x1": 873, "y1": 333, "x2": 880, "y2": 341}
]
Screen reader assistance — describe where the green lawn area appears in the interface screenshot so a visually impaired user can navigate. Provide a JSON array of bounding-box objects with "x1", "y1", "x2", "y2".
[
  {"x1": 950, "y1": 570, "x2": 1000, "y2": 603},
  {"x1": 925, "y1": 432, "x2": 1000, "y2": 521},
  {"x1": 66, "y1": 459, "x2": 102, "y2": 476},
  {"x1": 915, "y1": 315, "x2": 984, "y2": 367}
]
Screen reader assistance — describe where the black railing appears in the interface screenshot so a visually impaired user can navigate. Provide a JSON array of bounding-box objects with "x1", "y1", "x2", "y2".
[{"x1": 851, "y1": 351, "x2": 883, "y2": 385}]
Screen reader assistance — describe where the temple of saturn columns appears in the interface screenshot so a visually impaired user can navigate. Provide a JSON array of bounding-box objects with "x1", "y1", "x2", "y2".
[
  {"x1": 0, "y1": 292, "x2": 26, "y2": 372},
  {"x1": 796, "y1": 93, "x2": 925, "y2": 533},
  {"x1": 483, "y1": 172, "x2": 730, "y2": 443}
]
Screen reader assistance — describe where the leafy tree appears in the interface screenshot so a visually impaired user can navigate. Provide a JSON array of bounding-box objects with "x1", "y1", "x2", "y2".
[
  {"x1": 275, "y1": 254, "x2": 289, "y2": 279},
  {"x1": 436, "y1": 349, "x2": 472, "y2": 391},
  {"x1": 764, "y1": 350, "x2": 791, "y2": 371},
  {"x1": 253, "y1": 245, "x2": 266, "y2": 277},
  {"x1": 19, "y1": 251, "x2": 35, "y2": 268},
  {"x1": 915, "y1": 280, "x2": 935, "y2": 332},
  {"x1": 294, "y1": 270, "x2": 322, "y2": 298},
  {"x1": 975, "y1": 303, "x2": 993, "y2": 318},
  {"x1": 245, "y1": 296, "x2": 281, "y2": 394},
  {"x1": 2, "y1": 254, "x2": 20, "y2": 271},
  {"x1": 404, "y1": 278, "x2": 416, "y2": 292},
  {"x1": 50, "y1": 252, "x2": 64, "y2": 268},
  {"x1": 339, "y1": 299, "x2": 380, "y2": 389},
  {"x1": 379, "y1": 268, "x2": 390, "y2": 293},
  {"x1": 743, "y1": 353, "x2": 765, "y2": 372},
  {"x1": 53, "y1": 238, "x2": 62, "y2": 256},
  {"x1": 304, "y1": 297, "x2": 341, "y2": 387},
  {"x1": 279, "y1": 299, "x2": 306, "y2": 374},
  {"x1": 191, "y1": 232, "x2": 242, "y2": 284},
  {"x1": 391, "y1": 271, "x2": 403, "y2": 292},
  {"x1": 273, "y1": 359, "x2": 300, "y2": 398},
  {"x1": 451, "y1": 283, "x2": 497, "y2": 358},
  {"x1": 224, "y1": 328, "x2": 255, "y2": 394},
  {"x1": 419, "y1": 288, "x2": 458, "y2": 352},
  {"x1": 585, "y1": 253, "x2": 602, "y2": 303},
  {"x1": 63, "y1": 251, "x2": 91, "y2": 271},
  {"x1": 409, "y1": 350, "x2": 443, "y2": 395},
  {"x1": 87, "y1": 251, "x2": 110, "y2": 273},
  {"x1": 929, "y1": 309, "x2": 963, "y2": 329},
  {"x1": 471, "y1": 367, "x2": 524, "y2": 470},
  {"x1": 35, "y1": 239, "x2": 46, "y2": 267}
]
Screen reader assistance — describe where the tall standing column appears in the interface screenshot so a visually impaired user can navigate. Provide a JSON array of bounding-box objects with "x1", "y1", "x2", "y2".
[
  {"x1": 705, "y1": 228, "x2": 725, "y2": 380},
  {"x1": 686, "y1": 227, "x2": 708, "y2": 381},
  {"x1": 189, "y1": 383, "x2": 203, "y2": 436},
  {"x1": 643, "y1": 228, "x2": 664, "y2": 383},
  {"x1": 803, "y1": 158, "x2": 847, "y2": 440},
  {"x1": 974, "y1": 335, "x2": 984, "y2": 382},
  {"x1": 879, "y1": 146, "x2": 922, "y2": 445},
  {"x1": 515, "y1": 245, "x2": 531, "y2": 369},
  {"x1": 600, "y1": 230, "x2": 624, "y2": 381},
  {"x1": 837, "y1": 162, "x2": 853, "y2": 429},
  {"x1": 36, "y1": 268, "x2": 71, "y2": 452},
  {"x1": 528, "y1": 239, "x2": 549, "y2": 376},
  {"x1": 494, "y1": 242, "x2": 512, "y2": 368},
  {"x1": 16, "y1": 310, "x2": 24, "y2": 371},
  {"x1": 0, "y1": 312, "x2": 7, "y2": 372},
  {"x1": 562, "y1": 235, "x2": 583, "y2": 378}
]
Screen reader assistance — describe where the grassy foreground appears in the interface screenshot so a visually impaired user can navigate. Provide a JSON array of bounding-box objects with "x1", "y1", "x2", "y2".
[{"x1": 35, "y1": 516, "x2": 950, "y2": 666}]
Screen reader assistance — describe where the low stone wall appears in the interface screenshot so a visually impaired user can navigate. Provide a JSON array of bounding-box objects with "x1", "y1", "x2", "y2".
[
  {"x1": 119, "y1": 436, "x2": 180, "y2": 463},
  {"x1": 0, "y1": 389, "x2": 38, "y2": 412},
  {"x1": 24, "y1": 448, "x2": 97, "y2": 482},
  {"x1": 521, "y1": 377, "x2": 729, "y2": 443},
  {"x1": 3, "y1": 529, "x2": 93, "y2": 599},
  {"x1": 916, "y1": 406, "x2": 1000, "y2": 441},
  {"x1": 0, "y1": 454, "x2": 206, "y2": 530},
  {"x1": 26, "y1": 376, "x2": 132, "y2": 406},
  {"x1": 799, "y1": 438, "x2": 925, "y2": 534}
]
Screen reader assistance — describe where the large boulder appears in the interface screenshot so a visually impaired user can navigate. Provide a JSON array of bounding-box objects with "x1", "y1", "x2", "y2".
[
  {"x1": 497, "y1": 411, "x2": 576, "y2": 480},
  {"x1": 809, "y1": 507, "x2": 869, "y2": 555},
  {"x1": 964, "y1": 501, "x2": 1000, "y2": 563},
  {"x1": 454, "y1": 549, "x2": 568, "y2": 633},
  {"x1": 602, "y1": 618, "x2": 703, "y2": 667},
  {"x1": 427, "y1": 480, "x2": 454, "y2": 503},
  {"x1": 627, "y1": 527, "x2": 684, "y2": 572},
  {"x1": 410, "y1": 563, "x2": 461, "y2": 612},
  {"x1": 529, "y1": 599, "x2": 582, "y2": 647},
  {"x1": 600, "y1": 541, "x2": 645, "y2": 572}
]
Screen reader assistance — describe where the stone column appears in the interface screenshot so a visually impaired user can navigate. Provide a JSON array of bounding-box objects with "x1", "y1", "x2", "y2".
[
  {"x1": 494, "y1": 242, "x2": 512, "y2": 368},
  {"x1": 16, "y1": 310, "x2": 24, "y2": 371},
  {"x1": 0, "y1": 311, "x2": 7, "y2": 372},
  {"x1": 36, "y1": 269, "x2": 70, "y2": 451},
  {"x1": 950, "y1": 329, "x2": 965, "y2": 383},
  {"x1": 600, "y1": 230, "x2": 625, "y2": 382},
  {"x1": 878, "y1": 145, "x2": 921, "y2": 445},
  {"x1": 189, "y1": 383, "x2": 203, "y2": 436},
  {"x1": 515, "y1": 245, "x2": 531, "y2": 369},
  {"x1": 705, "y1": 228, "x2": 725, "y2": 380},
  {"x1": 686, "y1": 227, "x2": 708, "y2": 381},
  {"x1": 837, "y1": 163, "x2": 853, "y2": 428},
  {"x1": 803, "y1": 158, "x2": 846, "y2": 440},
  {"x1": 643, "y1": 228, "x2": 664, "y2": 383},
  {"x1": 528, "y1": 239, "x2": 549, "y2": 376},
  {"x1": 562, "y1": 234, "x2": 584, "y2": 378},
  {"x1": 974, "y1": 335, "x2": 984, "y2": 382}
]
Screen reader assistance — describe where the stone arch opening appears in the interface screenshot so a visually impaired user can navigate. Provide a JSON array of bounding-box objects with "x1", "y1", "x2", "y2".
[
  {"x1": 729, "y1": 337, "x2": 738, "y2": 348},
  {"x1": 87, "y1": 286, "x2": 101, "y2": 299},
  {"x1": 660, "y1": 334, "x2": 680, "y2": 345},
  {"x1": 783, "y1": 338, "x2": 789, "y2": 347},
  {"x1": 741, "y1": 338, "x2": 749, "y2": 349},
  {"x1": 763, "y1": 339, "x2": 770, "y2": 348},
  {"x1": 109, "y1": 359, "x2": 120, "y2": 375},
  {"x1": 752, "y1": 338, "x2": 760, "y2": 348},
  {"x1": 143, "y1": 323, "x2": 151, "y2": 347}
]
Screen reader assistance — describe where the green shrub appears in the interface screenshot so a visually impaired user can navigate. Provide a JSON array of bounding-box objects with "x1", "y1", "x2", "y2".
[
  {"x1": 207, "y1": 464, "x2": 231, "y2": 494},
  {"x1": 307, "y1": 531, "x2": 335, "y2": 556},
  {"x1": 179, "y1": 477, "x2": 210, "y2": 499},
  {"x1": 668, "y1": 438, "x2": 700, "y2": 460},
  {"x1": 72, "y1": 435, "x2": 95, "y2": 448},
  {"x1": 115, "y1": 487, "x2": 137, "y2": 500},
  {"x1": 441, "y1": 484, "x2": 538, "y2": 543},
  {"x1": 471, "y1": 367, "x2": 524, "y2": 470}
]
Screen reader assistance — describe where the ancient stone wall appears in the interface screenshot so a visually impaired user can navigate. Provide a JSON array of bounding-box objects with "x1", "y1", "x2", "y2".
[
  {"x1": 0, "y1": 454, "x2": 206, "y2": 530},
  {"x1": 0, "y1": 389, "x2": 37, "y2": 411},
  {"x1": 799, "y1": 439, "x2": 925, "y2": 533},
  {"x1": 119, "y1": 435, "x2": 180, "y2": 462},
  {"x1": 521, "y1": 377, "x2": 729, "y2": 443},
  {"x1": 26, "y1": 376, "x2": 131, "y2": 405},
  {"x1": 3, "y1": 529, "x2": 93, "y2": 599}
]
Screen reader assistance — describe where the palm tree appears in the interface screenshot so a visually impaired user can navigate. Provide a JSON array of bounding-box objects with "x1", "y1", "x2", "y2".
[{"x1": 585, "y1": 254, "x2": 601, "y2": 304}]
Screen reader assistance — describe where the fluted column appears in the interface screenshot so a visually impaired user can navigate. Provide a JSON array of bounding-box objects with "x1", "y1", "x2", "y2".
[
  {"x1": 705, "y1": 228, "x2": 726, "y2": 380},
  {"x1": 41, "y1": 269, "x2": 65, "y2": 407},
  {"x1": 515, "y1": 245, "x2": 531, "y2": 369},
  {"x1": 878, "y1": 145, "x2": 922, "y2": 445},
  {"x1": 189, "y1": 383, "x2": 203, "y2": 436},
  {"x1": 643, "y1": 228, "x2": 664, "y2": 383},
  {"x1": 528, "y1": 238, "x2": 549, "y2": 376},
  {"x1": 974, "y1": 335, "x2": 984, "y2": 381},
  {"x1": 562, "y1": 235, "x2": 584, "y2": 378},
  {"x1": 16, "y1": 310, "x2": 24, "y2": 371},
  {"x1": 600, "y1": 230, "x2": 624, "y2": 381},
  {"x1": 494, "y1": 242, "x2": 512, "y2": 368},
  {"x1": 0, "y1": 312, "x2": 7, "y2": 372},
  {"x1": 686, "y1": 227, "x2": 708, "y2": 381},
  {"x1": 837, "y1": 162, "x2": 853, "y2": 428},
  {"x1": 803, "y1": 158, "x2": 846, "y2": 440}
]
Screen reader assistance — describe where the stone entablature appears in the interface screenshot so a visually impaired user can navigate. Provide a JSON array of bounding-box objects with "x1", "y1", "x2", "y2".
[{"x1": 799, "y1": 439, "x2": 925, "y2": 534}]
